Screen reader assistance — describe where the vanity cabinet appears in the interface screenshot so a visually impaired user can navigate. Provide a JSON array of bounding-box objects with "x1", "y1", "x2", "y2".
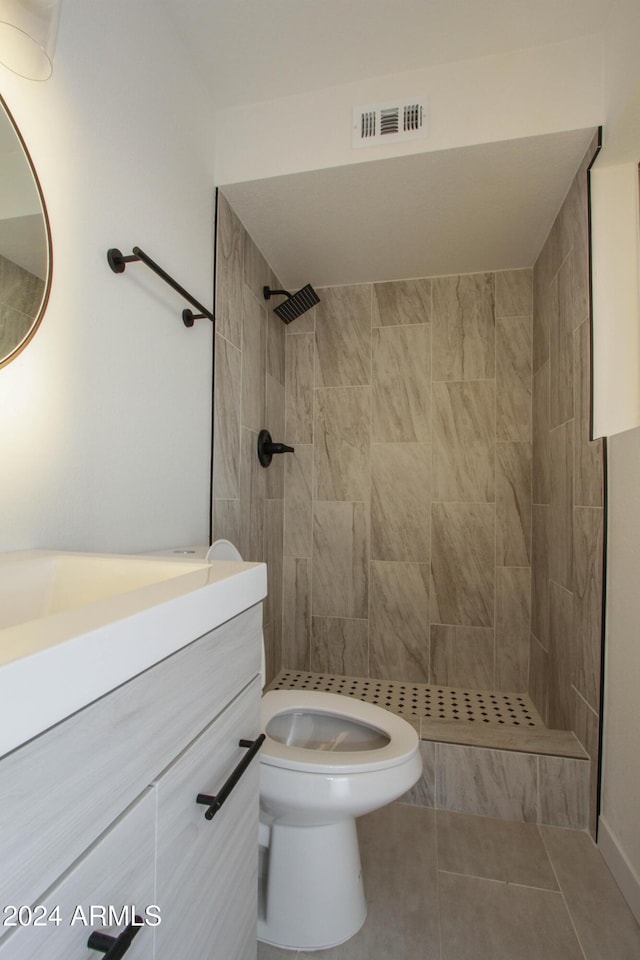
[{"x1": 0, "y1": 604, "x2": 263, "y2": 960}]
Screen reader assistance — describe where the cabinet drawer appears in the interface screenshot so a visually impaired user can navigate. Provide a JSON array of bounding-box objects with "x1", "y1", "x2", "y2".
[
  {"x1": 0, "y1": 604, "x2": 262, "y2": 923},
  {"x1": 0, "y1": 790, "x2": 155, "y2": 960},
  {"x1": 154, "y1": 676, "x2": 261, "y2": 960}
]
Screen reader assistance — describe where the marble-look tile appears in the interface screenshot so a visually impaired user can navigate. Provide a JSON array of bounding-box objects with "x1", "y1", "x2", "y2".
[
  {"x1": 312, "y1": 501, "x2": 369, "y2": 618},
  {"x1": 315, "y1": 284, "x2": 371, "y2": 387},
  {"x1": 532, "y1": 361, "x2": 550, "y2": 505},
  {"x1": 282, "y1": 556, "x2": 311, "y2": 670},
  {"x1": 550, "y1": 268, "x2": 573, "y2": 430},
  {"x1": 432, "y1": 273, "x2": 495, "y2": 381},
  {"x1": 574, "y1": 318, "x2": 604, "y2": 507},
  {"x1": 532, "y1": 257, "x2": 550, "y2": 373},
  {"x1": 421, "y1": 717, "x2": 583, "y2": 758},
  {"x1": 432, "y1": 381, "x2": 495, "y2": 502},
  {"x1": 262, "y1": 621, "x2": 278, "y2": 691},
  {"x1": 213, "y1": 333, "x2": 241, "y2": 499},
  {"x1": 369, "y1": 562, "x2": 430, "y2": 682},
  {"x1": 573, "y1": 506, "x2": 604, "y2": 711},
  {"x1": 549, "y1": 421, "x2": 574, "y2": 591},
  {"x1": 437, "y1": 810, "x2": 557, "y2": 888},
  {"x1": 547, "y1": 581, "x2": 574, "y2": 731},
  {"x1": 495, "y1": 269, "x2": 533, "y2": 318},
  {"x1": 439, "y1": 873, "x2": 584, "y2": 960},
  {"x1": 264, "y1": 498, "x2": 284, "y2": 634},
  {"x1": 266, "y1": 306, "x2": 286, "y2": 385},
  {"x1": 496, "y1": 442, "x2": 531, "y2": 566},
  {"x1": 265, "y1": 374, "x2": 285, "y2": 499},
  {"x1": 430, "y1": 625, "x2": 494, "y2": 689},
  {"x1": 573, "y1": 692, "x2": 600, "y2": 838},
  {"x1": 558, "y1": 244, "x2": 589, "y2": 334},
  {"x1": 310, "y1": 617, "x2": 369, "y2": 676},
  {"x1": 496, "y1": 316, "x2": 532, "y2": 442},
  {"x1": 431, "y1": 503, "x2": 495, "y2": 628},
  {"x1": 238, "y1": 426, "x2": 265, "y2": 563},
  {"x1": 495, "y1": 567, "x2": 530, "y2": 692},
  {"x1": 241, "y1": 286, "x2": 266, "y2": 431},
  {"x1": 398, "y1": 741, "x2": 436, "y2": 807},
  {"x1": 371, "y1": 324, "x2": 431, "y2": 442},
  {"x1": 215, "y1": 193, "x2": 243, "y2": 348},
  {"x1": 212, "y1": 498, "x2": 241, "y2": 547},
  {"x1": 370, "y1": 442, "x2": 430, "y2": 562},
  {"x1": 283, "y1": 445, "x2": 313, "y2": 558},
  {"x1": 243, "y1": 230, "x2": 273, "y2": 301},
  {"x1": 436, "y1": 743, "x2": 537, "y2": 821},
  {"x1": 285, "y1": 333, "x2": 314, "y2": 444},
  {"x1": 538, "y1": 756, "x2": 589, "y2": 829},
  {"x1": 531, "y1": 505, "x2": 550, "y2": 650},
  {"x1": 558, "y1": 165, "x2": 590, "y2": 274},
  {"x1": 528, "y1": 634, "x2": 549, "y2": 725},
  {"x1": 540, "y1": 824, "x2": 640, "y2": 960},
  {"x1": 314, "y1": 386, "x2": 370, "y2": 501},
  {"x1": 371, "y1": 277, "x2": 431, "y2": 326}
]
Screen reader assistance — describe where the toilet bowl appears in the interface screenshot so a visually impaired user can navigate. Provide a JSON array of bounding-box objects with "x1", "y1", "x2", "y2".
[{"x1": 206, "y1": 540, "x2": 423, "y2": 952}]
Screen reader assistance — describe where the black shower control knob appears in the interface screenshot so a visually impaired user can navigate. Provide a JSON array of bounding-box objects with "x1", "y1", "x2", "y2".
[{"x1": 257, "y1": 429, "x2": 295, "y2": 467}]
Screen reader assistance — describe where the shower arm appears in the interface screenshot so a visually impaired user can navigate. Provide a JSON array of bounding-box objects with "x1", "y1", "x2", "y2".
[
  {"x1": 107, "y1": 246, "x2": 214, "y2": 328},
  {"x1": 263, "y1": 287, "x2": 293, "y2": 300}
]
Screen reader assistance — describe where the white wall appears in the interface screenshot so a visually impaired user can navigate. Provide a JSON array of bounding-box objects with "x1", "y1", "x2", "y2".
[
  {"x1": 0, "y1": 0, "x2": 216, "y2": 554},
  {"x1": 215, "y1": 34, "x2": 602, "y2": 185}
]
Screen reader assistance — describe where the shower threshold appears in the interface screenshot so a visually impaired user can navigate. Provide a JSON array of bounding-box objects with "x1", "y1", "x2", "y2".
[{"x1": 268, "y1": 670, "x2": 587, "y2": 760}]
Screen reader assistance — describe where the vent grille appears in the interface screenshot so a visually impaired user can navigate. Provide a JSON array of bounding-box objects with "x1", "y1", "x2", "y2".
[{"x1": 353, "y1": 99, "x2": 427, "y2": 148}]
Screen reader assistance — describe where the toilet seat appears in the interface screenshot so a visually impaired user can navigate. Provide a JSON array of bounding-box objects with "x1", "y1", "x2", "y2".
[{"x1": 261, "y1": 689, "x2": 419, "y2": 775}]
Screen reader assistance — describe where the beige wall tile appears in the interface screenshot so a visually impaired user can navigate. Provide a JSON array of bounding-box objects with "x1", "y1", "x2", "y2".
[
  {"x1": 315, "y1": 284, "x2": 371, "y2": 387},
  {"x1": 266, "y1": 307, "x2": 285, "y2": 385},
  {"x1": 283, "y1": 444, "x2": 313, "y2": 558},
  {"x1": 213, "y1": 333, "x2": 241, "y2": 500},
  {"x1": 433, "y1": 381, "x2": 495, "y2": 502},
  {"x1": 312, "y1": 500, "x2": 369, "y2": 618},
  {"x1": 282, "y1": 556, "x2": 311, "y2": 670},
  {"x1": 310, "y1": 617, "x2": 368, "y2": 676},
  {"x1": 314, "y1": 386, "x2": 370, "y2": 501},
  {"x1": 573, "y1": 506, "x2": 604, "y2": 711},
  {"x1": 496, "y1": 442, "x2": 532, "y2": 566},
  {"x1": 531, "y1": 504, "x2": 550, "y2": 650},
  {"x1": 265, "y1": 374, "x2": 285, "y2": 499},
  {"x1": 573, "y1": 693, "x2": 600, "y2": 838},
  {"x1": 550, "y1": 267, "x2": 574, "y2": 429},
  {"x1": 241, "y1": 287, "x2": 266, "y2": 431},
  {"x1": 243, "y1": 230, "x2": 273, "y2": 301},
  {"x1": 574, "y1": 319, "x2": 604, "y2": 507},
  {"x1": 532, "y1": 258, "x2": 550, "y2": 373},
  {"x1": 496, "y1": 567, "x2": 531, "y2": 692},
  {"x1": 372, "y1": 277, "x2": 431, "y2": 326},
  {"x1": 432, "y1": 273, "x2": 495, "y2": 381},
  {"x1": 431, "y1": 502, "x2": 495, "y2": 627},
  {"x1": 399, "y1": 740, "x2": 436, "y2": 807},
  {"x1": 495, "y1": 268, "x2": 533, "y2": 318},
  {"x1": 264, "y1": 498, "x2": 284, "y2": 636},
  {"x1": 369, "y1": 561, "x2": 430, "y2": 682},
  {"x1": 529, "y1": 633, "x2": 549, "y2": 724},
  {"x1": 430, "y1": 624, "x2": 494, "y2": 688},
  {"x1": 215, "y1": 193, "x2": 243, "y2": 349},
  {"x1": 548, "y1": 580, "x2": 575, "y2": 731},
  {"x1": 538, "y1": 756, "x2": 589, "y2": 829},
  {"x1": 284, "y1": 332, "x2": 314, "y2": 444},
  {"x1": 533, "y1": 361, "x2": 551, "y2": 504},
  {"x1": 496, "y1": 316, "x2": 532, "y2": 442},
  {"x1": 238, "y1": 426, "x2": 265, "y2": 562},
  {"x1": 212, "y1": 498, "x2": 241, "y2": 547},
  {"x1": 371, "y1": 442, "x2": 431, "y2": 561},
  {"x1": 436, "y1": 743, "x2": 538, "y2": 821},
  {"x1": 549, "y1": 421, "x2": 574, "y2": 591},
  {"x1": 371, "y1": 324, "x2": 431, "y2": 442}
]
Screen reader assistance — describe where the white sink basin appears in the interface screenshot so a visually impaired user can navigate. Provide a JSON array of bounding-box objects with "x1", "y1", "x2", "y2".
[{"x1": 0, "y1": 550, "x2": 267, "y2": 758}]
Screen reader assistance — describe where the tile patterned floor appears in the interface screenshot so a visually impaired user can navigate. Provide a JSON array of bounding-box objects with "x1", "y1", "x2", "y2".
[{"x1": 257, "y1": 804, "x2": 640, "y2": 959}]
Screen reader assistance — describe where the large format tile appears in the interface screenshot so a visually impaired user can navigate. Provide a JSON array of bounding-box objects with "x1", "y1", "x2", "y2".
[
  {"x1": 496, "y1": 315, "x2": 532, "y2": 442},
  {"x1": 549, "y1": 421, "x2": 574, "y2": 591},
  {"x1": 215, "y1": 193, "x2": 244, "y2": 348},
  {"x1": 371, "y1": 278, "x2": 431, "y2": 326},
  {"x1": 285, "y1": 333, "x2": 314, "y2": 444},
  {"x1": 265, "y1": 373, "x2": 285, "y2": 499},
  {"x1": 531, "y1": 505, "x2": 550, "y2": 650},
  {"x1": 239, "y1": 426, "x2": 265, "y2": 562},
  {"x1": 532, "y1": 361, "x2": 550, "y2": 505},
  {"x1": 213, "y1": 333, "x2": 241, "y2": 499},
  {"x1": 315, "y1": 284, "x2": 371, "y2": 387},
  {"x1": 267, "y1": 306, "x2": 286, "y2": 385},
  {"x1": 495, "y1": 269, "x2": 533, "y2": 319},
  {"x1": 312, "y1": 501, "x2": 369, "y2": 618},
  {"x1": 369, "y1": 562, "x2": 430, "y2": 682},
  {"x1": 436, "y1": 743, "x2": 537, "y2": 822},
  {"x1": 432, "y1": 380, "x2": 495, "y2": 502},
  {"x1": 439, "y1": 873, "x2": 584, "y2": 960},
  {"x1": 495, "y1": 566, "x2": 530, "y2": 692},
  {"x1": 431, "y1": 503, "x2": 495, "y2": 628},
  {"x1": 283, "y1": 445, "x2": 313, "y2": 558},
  {"x1": 264, "y1": 498, "x2": 284, "y2": 634},
  {"x1": 399, "y1": 741, "x2": 436, "y2": 807},
  {"x1": 572, "y1": 506, "x2": 604, "y2": 710},
  {"x1": 540, "y1": 825, "x2": 640, "y2": 960},
  {"x1": 314, "y1": 386, "x2": 371, "y2": 501},
  {"x1": 432, "y1": 273, "x2": 495, "y2": 381},
  {"x1": 243, "y1": 230, "x2": 273, "y2": 300},
  {"x1": 547, "y1": 580, "x2": 574, "y2": 731},
  {"x1": 370, "y1": 442, "x2": 430, "y2": 562},
  {"x1": 241, "y1": 286, "x2": 267, "y2": 431},
  {"x1": 528, "y1": 634, "x2": 549, "y2": 724},
  {"x1": 573, "y1": 691, "x2": 600, "y2": 837},
  {"x1": 549, "y1": 267, "x2": 573, "y2": 430},
  {"x1": 574, "y1": 318, "x2": 604, "y2": 507},
  {"x1": 282, "y1": 556, "x2": 311, "y2": 670},
  {"x1": 436, "y1": 810, "x2": 557, "y2": 888},
  {"x1": 310, "y1": 617, "x2": 369, "y2": 676},
  {"x1": 212, "y1": 497, "x2": 241, "y2": 547},
  {"x1": 496, "y1": 442, "x2": 531, "y2": 566},
  {"x1": 430, "y1": 625, "x2": 494, "y2": 689},
  {"x1": 538, "y1": 756, "x2": 589, "y2": 829},
  {"x1": 371, "y1": 324, "x2": 431, "y2": 442}
]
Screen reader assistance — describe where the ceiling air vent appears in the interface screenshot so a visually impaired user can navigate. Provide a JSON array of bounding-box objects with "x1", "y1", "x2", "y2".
[{"x1": 352, "y1": 99, "x2": 428, "y2": 149}]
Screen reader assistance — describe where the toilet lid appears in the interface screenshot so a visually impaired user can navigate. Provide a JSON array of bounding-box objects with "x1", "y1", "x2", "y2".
[{"x1": 260, "y1": 690, "x2": 419, "y2": 774}]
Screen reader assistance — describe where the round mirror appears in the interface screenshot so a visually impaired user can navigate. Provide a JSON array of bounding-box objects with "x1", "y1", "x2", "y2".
[{"x1": 0, "y1": 94, "x2": 51, "y2": 368}]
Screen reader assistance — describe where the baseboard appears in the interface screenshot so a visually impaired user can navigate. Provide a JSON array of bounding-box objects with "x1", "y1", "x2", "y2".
[{"x1": 598, "y1": 815, "x2": 640, "y2": 924}]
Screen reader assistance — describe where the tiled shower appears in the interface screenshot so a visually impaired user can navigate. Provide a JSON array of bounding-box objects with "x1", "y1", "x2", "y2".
[{"x1": 213, "y1": 134, "x2": 604, "y2": 832}]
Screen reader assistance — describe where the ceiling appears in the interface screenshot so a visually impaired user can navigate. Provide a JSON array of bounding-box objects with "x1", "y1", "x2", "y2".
[{"x1": 157, "y1": 0, "x2": 609, "y2": 286}]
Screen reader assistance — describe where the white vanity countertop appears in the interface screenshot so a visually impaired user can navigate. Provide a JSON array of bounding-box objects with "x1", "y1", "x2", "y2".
[{"x1": 0, "y1": 550, "x2": 267, "y2": 758}]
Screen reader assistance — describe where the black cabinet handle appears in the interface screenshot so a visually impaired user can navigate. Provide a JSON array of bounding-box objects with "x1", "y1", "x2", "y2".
[
  {"x1": 196, "y1": 734, "x2": 265, "y2": 821},
  {"x1": 87, "y1": 918, "x2": 141, "y2": 959}
]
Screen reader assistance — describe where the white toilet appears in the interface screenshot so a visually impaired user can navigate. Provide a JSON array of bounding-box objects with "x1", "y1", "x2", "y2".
[{"x1": 206, "y1": 540, "x2": 423, "y2": 952}]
